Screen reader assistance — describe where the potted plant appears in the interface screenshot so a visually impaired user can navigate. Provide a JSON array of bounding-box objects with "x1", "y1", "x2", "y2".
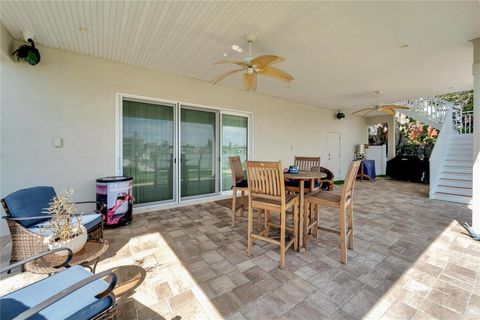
[{"x1": 42, "y1": 189, "x2": 87, "y2": 256}]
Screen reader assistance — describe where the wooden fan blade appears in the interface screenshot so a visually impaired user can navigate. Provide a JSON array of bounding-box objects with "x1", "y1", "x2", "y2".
[
  {"x1": 383, "y1": 104, "x2": 409, "y2": 110},
  {"x1": 352, "y1": 107, "x2": 374, "y2": 115},
  {"x1": 213, "y1": 59, "x2": 248, "y2": 67},
  {"x1": 258, "y1": 66, "x2": 294, "y2": 82},
  {"x1": 251, "y1": 55, "x2": 285, "y2": 66},
  {"x1": 211, "y1": 68, "x2": 243, "y2": 84},
  {"x1": 381, "y1": 107, "x2": 396, "y2": 115},
  {"x1": 364, "y1": 109, "x2": 374, "y2": 116},
  {"x1": 243, "y1": 72, "x2": 257, "y2": 91}
]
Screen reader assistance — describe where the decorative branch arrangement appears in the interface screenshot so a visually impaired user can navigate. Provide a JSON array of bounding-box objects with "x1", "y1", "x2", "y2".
[{"x1": 42, "y1": 189, "x2": 83, "y2": 242}]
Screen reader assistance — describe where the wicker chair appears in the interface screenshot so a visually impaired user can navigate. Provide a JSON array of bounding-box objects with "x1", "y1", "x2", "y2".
[
  {"x1": 319, "y1": 167, "x2": 335, "y2": 191},
  {"x1": 1, "y1": 186, "x2": 104, "y2": 262},
  {"x1": 0, "y1": 248, "x2": 117, "y2": 319}
]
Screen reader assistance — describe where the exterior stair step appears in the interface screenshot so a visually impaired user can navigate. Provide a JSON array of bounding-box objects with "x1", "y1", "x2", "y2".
[
  {"x1": 435, "y1": 185, "x2": 472, "y2": 197},
  {"x1": 444, "y1": 160, "x2": 473, "y2": 167},
  {"x1": 450, "y1": 134, "x2": 473, "y2": 140},
  {"x1": 448, "y1": 144, "x2": 473, "y2": 153},
  {"x1": 439, "y1": 172, "x2": 473, "y2": 181},
  {"x1": 442, "y1": 166, "x2": 473, "y2": 174},
  {"x1": 445, "y1": 154, "x2": 473, "y2": 160},
  {"x1": 430, "y1": 192, "x2": 472, "y2": 204},
  {"x1": 438, "y1": 178, "x2": 472, "y2": 188}
]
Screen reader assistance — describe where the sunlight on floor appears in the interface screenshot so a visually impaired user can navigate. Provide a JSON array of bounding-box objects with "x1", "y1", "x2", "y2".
[{"x1": 95, "y1": 231, "x2": 223, "y2": 319}]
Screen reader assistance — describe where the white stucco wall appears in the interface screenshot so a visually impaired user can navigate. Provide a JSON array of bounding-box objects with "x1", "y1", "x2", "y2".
[{"x1": 0, "y1": 44, "x2": 367, "y2": 210}]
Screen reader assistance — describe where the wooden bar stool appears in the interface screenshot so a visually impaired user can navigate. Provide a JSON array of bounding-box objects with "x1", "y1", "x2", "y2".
[
  {"x1": 304, "y1": 161, "x2": 361, "y2": 264},
  {"x1": 245, "y1": 161, "x2": 299, "y2": 269},
  {"x1": 229, "y1": 156, "x2": 248, "y2": 226}
]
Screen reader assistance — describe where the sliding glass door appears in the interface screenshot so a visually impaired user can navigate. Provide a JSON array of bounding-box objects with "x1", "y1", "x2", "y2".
[
  {"x1": 180, "y1": 107, "x2": 217, "y2": 198},
  {"x1": 122, "y1": 99, "x2": 175, "y2": 204},
  {"x1": 221, "y1": 114, "x2": 249, "y2": 191},
  {"x1": 121, "y1": 96, "x2": 251, "y2": 206}
]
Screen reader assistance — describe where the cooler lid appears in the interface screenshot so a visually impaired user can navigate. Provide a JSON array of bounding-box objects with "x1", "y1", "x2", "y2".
[{"x1": 96, "y1": 176, "x2": 133, "y2": 183}]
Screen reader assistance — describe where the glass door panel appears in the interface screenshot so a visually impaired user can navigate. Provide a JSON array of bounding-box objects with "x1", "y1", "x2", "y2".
[
  {"x1": 122, "y1": 99, "x2": 175, "y2": 204},
  {"x1": 221, "y1": 114, "x2": 249, "y2": 191},
  {"x1": 180, "y1": 108, "x2": 217, "y2": 198}
]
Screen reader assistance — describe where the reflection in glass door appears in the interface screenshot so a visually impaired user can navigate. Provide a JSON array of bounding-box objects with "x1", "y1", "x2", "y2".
[
  {"x1": 122, "y1": 100, "x2": 175, "y2": 204},
  {"x1": 222, "y1": 114, "x2": 249, "y2": 191},
  {"x1": 180, "y1": 107, "x2": 217, "y2": 198}
]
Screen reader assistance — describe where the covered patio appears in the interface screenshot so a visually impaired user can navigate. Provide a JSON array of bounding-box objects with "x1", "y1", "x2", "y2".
[
  {"x1": 2, "y1": 179, "x2": 478, "y2": 319},
  {"x1": 1, "y1": 1, "x2": 480, "y2": 320}
]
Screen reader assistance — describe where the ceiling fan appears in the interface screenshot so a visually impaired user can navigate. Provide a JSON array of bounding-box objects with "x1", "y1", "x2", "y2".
[
  {"x1": 211, "y1": 34, "x2": 294, "y2": 91},
  {"x1": 352, "y1": 91, "x2": 409, "y2": 116}
]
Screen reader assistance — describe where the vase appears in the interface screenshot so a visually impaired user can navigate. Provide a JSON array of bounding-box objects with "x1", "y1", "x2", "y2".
[{"x1": 47, "y1": 225, "x2": 88, "y2": 256}]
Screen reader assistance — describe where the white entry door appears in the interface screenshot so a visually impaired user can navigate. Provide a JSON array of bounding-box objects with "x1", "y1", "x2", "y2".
[{"x1": 326, "y1": 131, "x2": 341, "y2": 178}]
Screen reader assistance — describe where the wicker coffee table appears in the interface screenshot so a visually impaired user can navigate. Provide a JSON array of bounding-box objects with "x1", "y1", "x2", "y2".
[{"x1": 25, "y1": 240, "x2": 109, "y2": 274}]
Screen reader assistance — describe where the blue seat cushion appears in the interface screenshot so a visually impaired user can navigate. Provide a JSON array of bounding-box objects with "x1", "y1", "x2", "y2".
[
  {"x1": 0, "y1": 265, "x2": 113, "y2": 320},
  {"x1": 285, "y1": 180, "x2": 319, "y2": 189},
  {"x1": 232, "y1": 179, "x2": 248, "y2": 188},
  {"x1": 27, "y1": 213, "x2": 102, "y2": 236},
  {"x1": 3, "y1": 187, "x2": 56, "y2": 228}
]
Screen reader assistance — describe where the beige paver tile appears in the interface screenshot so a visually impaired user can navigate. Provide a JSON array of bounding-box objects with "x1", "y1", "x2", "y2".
[{"x1": 2, "y1": 179, "x2": 478, "y2": 320}]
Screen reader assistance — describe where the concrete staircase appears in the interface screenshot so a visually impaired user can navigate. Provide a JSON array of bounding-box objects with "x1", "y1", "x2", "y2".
[{"x1": 396, "y1": 97, "x2": 473, "y2": 204}]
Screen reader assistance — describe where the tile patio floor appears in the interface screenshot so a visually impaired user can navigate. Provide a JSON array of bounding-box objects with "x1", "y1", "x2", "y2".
[{"x1": 1, "y1": 179, "x2": 479, "y2": 319}]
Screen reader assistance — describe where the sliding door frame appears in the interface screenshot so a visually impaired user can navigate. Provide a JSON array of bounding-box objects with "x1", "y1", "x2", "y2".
[
  {"x1": 178, "y1": 103, "x2": 220, "y2": 202},
  {"x1": 219, "y1": 110, "x2": 254, "y2": 194},
  {"x1": 116, "y1": 93, "x2": 179, "y2": 207},
  {"x1": 116, "y1": 93, "x2": 254, "y2": 210}
]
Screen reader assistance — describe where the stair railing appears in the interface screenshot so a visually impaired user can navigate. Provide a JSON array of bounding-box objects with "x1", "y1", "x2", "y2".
[
  {"x1": 429, "y1": 107, "x2": 453, "y2": 197},
  {"x1": 399, "y1": 97, "x2": 452, "y2": 125},
  {"x1": 452, "y1": 110, "x2": 474, "y2": 134}
]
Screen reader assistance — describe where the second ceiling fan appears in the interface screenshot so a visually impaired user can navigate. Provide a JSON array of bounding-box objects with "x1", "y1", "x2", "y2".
[
  {"x1": 352, "y1": 91, "x2": 409, "y2": 116},
  {"x1": 211, "y1": 34, "x2": 294, "y2": 91}
]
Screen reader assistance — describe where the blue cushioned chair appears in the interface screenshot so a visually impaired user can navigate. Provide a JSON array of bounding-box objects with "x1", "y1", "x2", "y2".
[
  {"x1": 0, "y1": 248, "x2": 117, "y2": 320},
  {"x1": 1, "y1": 186, "x2": 104, "y2": 262}
]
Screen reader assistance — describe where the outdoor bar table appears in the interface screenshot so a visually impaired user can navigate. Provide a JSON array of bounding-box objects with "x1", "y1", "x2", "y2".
[{"x1": 284, "y1": 171, "x2": 327, "y2": 252}]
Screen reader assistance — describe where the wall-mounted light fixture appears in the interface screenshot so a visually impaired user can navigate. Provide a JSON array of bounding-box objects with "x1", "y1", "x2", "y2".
[{"x1": 12, "y1": 31, "x2": 41, "y2": 65}]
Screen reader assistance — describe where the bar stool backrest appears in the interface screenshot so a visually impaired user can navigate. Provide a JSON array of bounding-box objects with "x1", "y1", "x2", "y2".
[
  {"x1": 245, "y1": 161, "x2": 286, "y2": 204},
  {"x1": 341, "y1": 160, "x2": 362, "y2": 205},
  {"x1": 294, "y1": 156, "x2": 321, "y2": 172},
  {"x1": 229, "y1": 156, "x2": 245, "y2": 185}
]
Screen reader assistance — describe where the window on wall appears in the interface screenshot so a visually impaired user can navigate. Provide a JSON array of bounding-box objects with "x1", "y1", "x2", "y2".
[
  {"x1": 120, "y1": 96, "x2": 251, "y2": 206},
  {"x1": 368, "y1": 123, "x2": 388, "y2": 155},
  {"x1": 221, "y1": 114, "x2": 249, "y2": 191}
]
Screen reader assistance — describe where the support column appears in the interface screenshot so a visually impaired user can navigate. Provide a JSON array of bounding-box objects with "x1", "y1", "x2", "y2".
[{"x1": 472, "y1": 37, "x2": 480, "y2": 233}]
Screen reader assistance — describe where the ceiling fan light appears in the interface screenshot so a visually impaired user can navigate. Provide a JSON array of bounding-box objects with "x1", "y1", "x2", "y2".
[{"x1": 231, "y1": 44, "x2": 243, "y2": 52}]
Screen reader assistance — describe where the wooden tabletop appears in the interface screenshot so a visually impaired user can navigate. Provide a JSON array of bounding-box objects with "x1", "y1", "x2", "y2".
[{"x1": 284, "y1": 171, "x2": 327, "y2": 180}]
